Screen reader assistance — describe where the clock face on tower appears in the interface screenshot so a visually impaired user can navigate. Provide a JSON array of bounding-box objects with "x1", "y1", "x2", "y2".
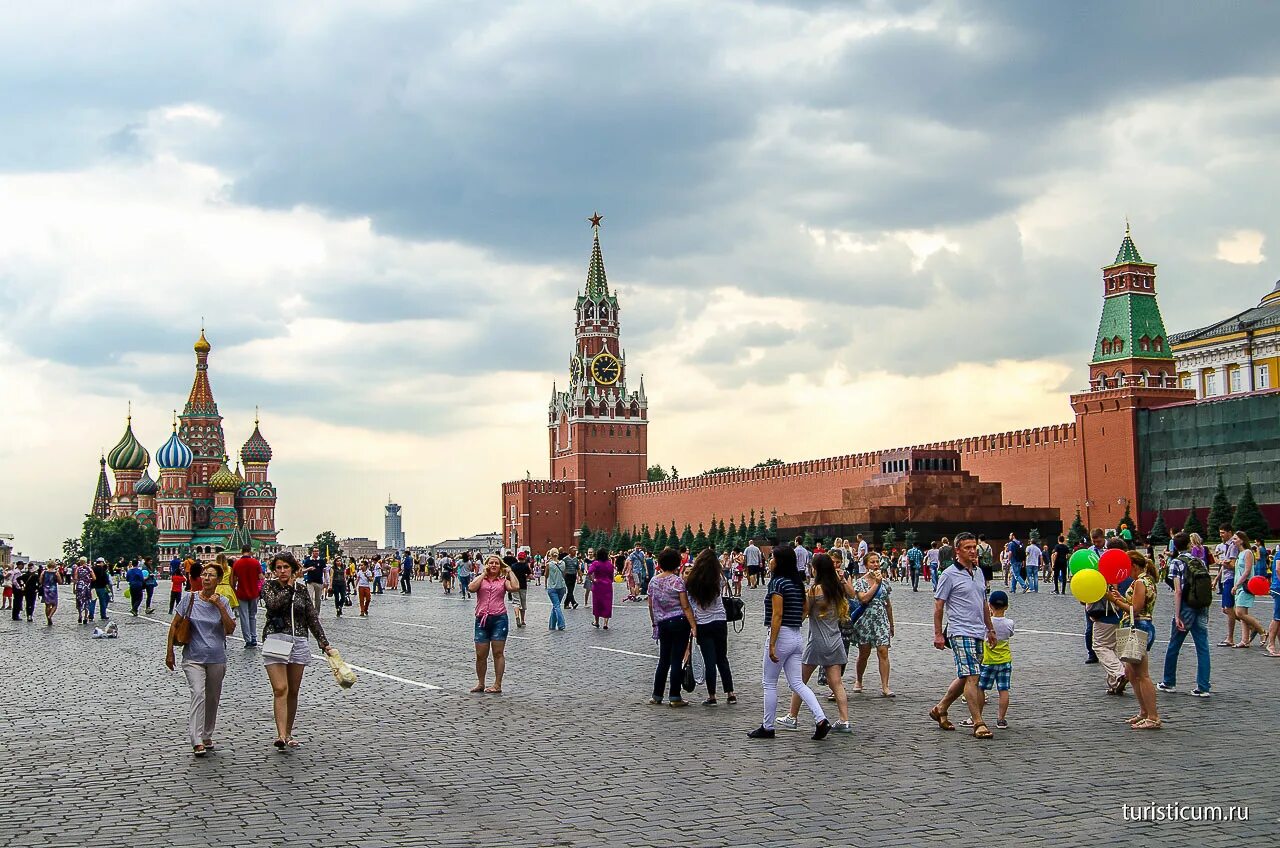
[
  {"x1": 590, "y1": 352, "x2": 621, "y2": 386},
  {"x1": 570, "y1": 357, "x2": 583, "y2": 381}
]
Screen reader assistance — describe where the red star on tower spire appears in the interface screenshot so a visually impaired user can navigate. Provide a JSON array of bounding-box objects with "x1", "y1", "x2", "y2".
[{"x1": 588, "y1": 212, "x2": 603, "y2": 228}]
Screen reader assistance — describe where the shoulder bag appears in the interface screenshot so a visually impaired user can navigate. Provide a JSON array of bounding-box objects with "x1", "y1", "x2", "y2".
[
  {"x1": 172, "y1": 593, "x2": 196, "y2": 646},
  {"x1": 261, "y1": 586, "x2": 297, "y2": 660}
]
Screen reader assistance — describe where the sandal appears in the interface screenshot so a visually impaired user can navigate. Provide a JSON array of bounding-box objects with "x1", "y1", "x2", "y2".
[
  {"x1": 484, "y1": 686, "x2": 502, "y2": 694},
  {"x1": 273, "y1": 738, "x2": 286, "y2": 751},
  {"x1": 469, "y1": 685, "x2": 485, "y2": 693},
  {"x1": 1217, "y1": 639, "x2": 1233, "y2": 646},
  {"x1": 1132, "y1": 718, "x2": 1162, "y2": 730},
  {"x1": 286, "y1": 738, "x2": 301, "y2": 748},
  {"x1": 959, "y1": 718, "x2": 975, "y2": 728},
  {"x1": 929, "y1": 707, "x2": 955, "y2": 731},
  {"x1": 192, "y1": 744, "x2": 206, "y2": 757},
  {"x1": 972, "y1": 723, "x2": 993, "y2": 739},
  {"x1": 881, "y1": 690, "x2": 896, "y2": 698},
  {"x1": 1123, "y1": 714, "x2": 1146, "y2": 725}
]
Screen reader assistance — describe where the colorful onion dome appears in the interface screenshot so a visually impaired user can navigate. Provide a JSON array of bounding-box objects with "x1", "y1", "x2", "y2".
[
  {"x1": 240, "y1": 415, "x2": 273, "y2": 464},
  {"x1": 134, "y1": 468, "x2": 158, "y2": 496},
  {"x1": 194, "y1": 329, "x2": 211, "y2": 354},
  {"x1": 157, "y1": 426, "x2": 194, "y2": 469},
  {"x1": 107, "y1": 415, "x2": 149, "y2": 471},
  {"x1": 209, "y1": 456, "x2": 241, "y2": 493}
]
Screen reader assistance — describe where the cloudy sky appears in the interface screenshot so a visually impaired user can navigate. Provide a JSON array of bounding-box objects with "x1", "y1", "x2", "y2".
[{"x1": 3, "y1": 1, "x2": 1278, "y2": 557}]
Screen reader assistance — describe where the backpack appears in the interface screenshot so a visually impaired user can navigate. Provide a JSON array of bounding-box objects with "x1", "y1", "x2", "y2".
[{"x1": 1178, "y1": 553, "x2": 1213, "y2": 610}]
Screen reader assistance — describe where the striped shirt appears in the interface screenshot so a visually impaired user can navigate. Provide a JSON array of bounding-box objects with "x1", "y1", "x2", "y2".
[{"x1": 764, "y1": 576, "x2": 805, "y2": 628}]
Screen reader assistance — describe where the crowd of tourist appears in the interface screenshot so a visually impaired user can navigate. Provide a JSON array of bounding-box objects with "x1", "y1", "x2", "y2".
[{"x1": 7, "y1": 515, "x2": 1275, "y2": 756}]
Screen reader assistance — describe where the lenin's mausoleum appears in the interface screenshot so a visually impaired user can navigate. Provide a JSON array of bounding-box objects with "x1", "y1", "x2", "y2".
[{"x1": 503, "y1": 221, "x2": 1280, "y2": 551}]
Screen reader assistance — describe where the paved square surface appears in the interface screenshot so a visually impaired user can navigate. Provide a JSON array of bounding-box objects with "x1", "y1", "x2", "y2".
[{"x1": 1, "y1": 576, "x2": 1275, "y2": 847}]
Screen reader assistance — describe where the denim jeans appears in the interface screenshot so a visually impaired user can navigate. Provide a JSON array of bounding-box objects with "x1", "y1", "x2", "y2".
[
  {"x1": 1161, "y1": 607, "x2": 1210, "y2": 692},
  {"x1": 95, "y1": 587, "x2": 111, "y2": 619},
  {"x1": 1026, "y1": 566, "x2": 1039, "y2": 592},
  {"x1": 236, "y1": 597, "x2": 259, "y2": 645},
  {"x1": 910, "y1": 567, "x2": 921, "y2": 591},
  {"x1": 1011, "y1": 566, "x2": 1026, "y2": 592},
  {"x1": 547, "y1": 588, "x2": 565, "y2": 630},
  {"x1": 653, "y1": 617, "x2": 691, "y2": 700}
]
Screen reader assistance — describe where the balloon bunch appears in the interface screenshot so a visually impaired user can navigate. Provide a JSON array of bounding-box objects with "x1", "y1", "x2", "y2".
[{"x1": 1068, "y1": 548, "x2": 1131, "y2": 603}]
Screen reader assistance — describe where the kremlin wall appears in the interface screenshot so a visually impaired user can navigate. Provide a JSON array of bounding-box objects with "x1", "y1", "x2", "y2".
[{"x1": 503, "y1": 220, "x2": 1280, "y2": 552}]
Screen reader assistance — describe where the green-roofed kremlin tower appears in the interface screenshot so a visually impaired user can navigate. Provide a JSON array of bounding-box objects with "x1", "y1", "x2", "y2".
[
  {"x1": 1070, "y1": 224, "x2": 1195, "y2": 533},
  {"x1": 1087, "y1": 224, "x2": 1178, "y2": 390}
]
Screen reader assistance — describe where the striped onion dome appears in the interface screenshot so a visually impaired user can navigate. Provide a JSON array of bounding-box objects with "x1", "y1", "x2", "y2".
[
  {"x1": 107, "y1": 417, "x2": 149, "y2": 471},
  {"x1": 134, "y1": 468, "x2": 158, "y2": 496},
  {"x1": 240, "y1": 420, "x2": 273, "y2": 464},
  {"x1": 208, "y1": 456, "x2": 241, "y2": 493},
  {"x1": 156, "y1": 427, "x2": 194, "y2": 469}
]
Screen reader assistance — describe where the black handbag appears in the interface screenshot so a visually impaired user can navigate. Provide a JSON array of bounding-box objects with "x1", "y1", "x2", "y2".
[
  {"x1": 723, "y1": 594, "x2": 745, "y2": 633},
  {"x1": 681, "y1": 658, "x2": 696, "y2": 693}
]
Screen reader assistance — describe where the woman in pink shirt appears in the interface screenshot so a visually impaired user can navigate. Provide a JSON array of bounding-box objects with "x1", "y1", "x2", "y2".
[{"x1": 469, "y1": 554, "x2": 520, "y2": 694}]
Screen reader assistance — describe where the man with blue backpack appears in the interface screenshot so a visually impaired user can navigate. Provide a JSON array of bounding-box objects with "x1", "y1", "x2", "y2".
[{"x1": 1157, "y1": 532, "x2": 1213, "y2": 697}]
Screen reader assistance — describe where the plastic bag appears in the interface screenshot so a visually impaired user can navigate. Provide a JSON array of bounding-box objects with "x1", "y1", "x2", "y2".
[{"x1": 327, "y1": 649, "x2": 357, "y2": 689}]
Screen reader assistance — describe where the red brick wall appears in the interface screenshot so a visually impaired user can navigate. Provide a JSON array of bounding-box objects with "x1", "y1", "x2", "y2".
[
  {"x1": 616, "y1": 424, "x2": 1085, "y2": 537},
  {"x1": 551, "y1": 419, "x2": 647, "y2": 533},
  {"x1": 501, "y1": 480, "x2": 573, "y2": 552}
]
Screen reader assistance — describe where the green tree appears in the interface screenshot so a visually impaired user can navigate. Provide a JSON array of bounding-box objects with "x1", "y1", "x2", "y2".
[
  {"x1": 1205, "y1": 474, "x2": 1235, "y2": 536},
  {"x1": 680, "y1": 524, "x2": 694, "y2": 549},
  {"x1": 1146, "y1": 509, "x2": 1170, "y2": 547},
  {"x1": 1182, "y1": 501, "x2": 1207, "y2": 538},
  {"x1": 702, "y1": 465, "x2": 741, "y2": 475},
  {"x1": 1114, "y1": 504, "x2": 1134, "y2": 537},
  {"x1": 315, "y1": 530, "x2": 339, "y2": 560},
  {"x1": 903, "y1": 527, "x2": 918, "y2": 550},
  {"x1": 707, "y1": 517, "x2": 720, "y2": 548},
  {"x1": 81, "y1": 515, "x2": 159, "y2": 565},
  {"x1": 753, "y1": 458, "x2": 785, "y2": 468},
  {"x1": 803, "y1": 530, "x2": 815, "y2": 548},
  {"x1": 717, "y1": 518, "x2": 727, "y2": 545},
  {"x1": 646, "y1": 464, "x2": 669, "y2": 482},
  {"x1": 62, "y1": 536, "x2": 84, "y2": 563},
  {"x1": 1067, "y1": 509, "x2": 1088, "y2": 547},
  {"x1": 748, "y1": 509, "x2": 757, "y2": 537},
  {"x1": 882, "y1": 526, "x2": 897, "y2": 552},
  {"x1": 727, "y1": 518, "x2": 738, "y2": 546},
  {"x1": 769, "y1": 509, "x2": 779, "y2": 539},
  {"x1": 1234, "y1": 479, "x2": 1271, "y2": 542},
  {"x1": 654, "y1": 525, "x2": 668, "y2": 551},
  {"x1": 640, "y1": 525, "x2": 653, "y2": 551},
  {"x1": 1029, "y1": 527, "x2": 1041, "y2": 545},
  {"x1": 670, "y1": 466, "x2": 679, "y2": 480},
  {"x1": 694, "y1": 523, "x2": 709, "y2": 552}
]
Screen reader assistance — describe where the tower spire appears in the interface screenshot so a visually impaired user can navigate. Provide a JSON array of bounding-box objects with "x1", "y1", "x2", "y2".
[
  {"x1": 92, "y1": 453, "x2": 111, "y2": 518},
  {"x1": 585, "y1": 212, "x2": 609, "y2": 299}
]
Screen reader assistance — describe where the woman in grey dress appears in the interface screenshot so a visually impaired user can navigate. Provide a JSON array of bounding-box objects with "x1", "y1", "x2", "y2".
[
  {"x1": 777, "y1": 553, "x2": 857, "y2": 733},
  {"x1": 851, "y1": 551, "x2": 896, "y2": 697}
]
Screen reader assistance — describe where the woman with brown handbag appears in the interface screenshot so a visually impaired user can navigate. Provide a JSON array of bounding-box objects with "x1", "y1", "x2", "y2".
[
  {"x1": 165, "y1": 562, "x2": 237, "y2": 756},
  {"x1": 1107, "y1": 550, "x2": 1161, "y2": 730}
]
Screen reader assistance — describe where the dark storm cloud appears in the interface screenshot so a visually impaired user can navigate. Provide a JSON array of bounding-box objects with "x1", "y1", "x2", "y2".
[{"x1": 3, "y1": 0, "x2": 1280, "y2": 402}]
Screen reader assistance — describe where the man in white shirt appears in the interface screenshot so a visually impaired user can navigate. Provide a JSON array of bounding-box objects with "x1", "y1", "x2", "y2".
[
  {"x1": 743, "y1": 540, "x2": 763, "y2": 588},
  {"x1": 926, "y1": 542, "x2": 942, "y2": 590},
  {"x1": 793, "y1": 537, "x2": 812, "y2": 581},
  {"x1": 1023, "y1": 541, "x2": 1042, "y2": 593},
  {"x1": 855, "y1": 534, "x2": 870, "y2": 576}
]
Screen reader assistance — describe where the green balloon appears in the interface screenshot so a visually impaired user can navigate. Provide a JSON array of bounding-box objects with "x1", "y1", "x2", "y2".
[{"x1": 1068, "y1": 548, "x2": 1099, "y2": 575}]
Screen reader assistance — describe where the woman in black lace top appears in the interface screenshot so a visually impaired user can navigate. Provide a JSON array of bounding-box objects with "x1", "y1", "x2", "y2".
[{"x1": 260, "y1": 552, "x2": 336, "y2": 750}]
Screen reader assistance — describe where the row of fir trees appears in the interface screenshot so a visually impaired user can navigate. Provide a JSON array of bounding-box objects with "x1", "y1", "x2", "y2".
[{"x1": 579, "y1": 510, "x2": 779, "y2": 556}]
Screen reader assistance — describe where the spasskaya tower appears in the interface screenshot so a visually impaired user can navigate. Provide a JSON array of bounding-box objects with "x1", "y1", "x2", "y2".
[{"x1": 502, "y1": 215, "x2": 648, "y2": 551}]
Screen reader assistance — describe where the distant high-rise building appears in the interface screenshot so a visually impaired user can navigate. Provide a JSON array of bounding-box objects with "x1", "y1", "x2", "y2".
[{"x1": 384, "y1": 499, "x2": 405, "y2": 551}]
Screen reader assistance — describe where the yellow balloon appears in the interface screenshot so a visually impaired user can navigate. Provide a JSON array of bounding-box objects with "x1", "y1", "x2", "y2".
[
  {"x1": 614, "y1": 574, "x2": 624, "y2": 583},
  {"x1": 1070, "y1": 568, "x2": 1107, "y2": 604}
]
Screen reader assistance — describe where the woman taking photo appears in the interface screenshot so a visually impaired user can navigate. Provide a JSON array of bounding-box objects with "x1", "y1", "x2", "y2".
[
  {"x1": 1231, "y1": 531, "x2": 1267, "y2": 648},
  {"x1": 852, "y1": 551, "x2": 896, "y2": 697},
  {"x1": 544, "y1": 548, "x2": 567, "y2": 631},
  {"x1": 588, "y1": 547, "x2": 615, "y2": 629},
  {"x1": 748, "y1": 545, "x2": 831, "y2": 740},
  {"x1": 686, "y1": 549, "x2": 736, "y2": 705},
  {"x1": 165, "y1": 561, "x2": 237, "y2": 756},
  {"x1": 261, "y1": 553, "x2": 337, "y2": 750},
  {"x1": 778, "y1": 552, "x2": 854, "y2": 732},
  {"x1": 470, "y1": 554, "x2": 520, "y2": 693},
  {"x1": 647, "y1": 547, "x2": 698, "y2": 707},
  {"x1": 1107, "y1": 550, "x2": 1160, "y2": 729}
]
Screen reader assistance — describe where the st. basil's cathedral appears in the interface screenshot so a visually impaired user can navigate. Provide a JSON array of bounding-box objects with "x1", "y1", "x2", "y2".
[{"x1": 91, "y1": 330, "x2": 280, "y2": 558}]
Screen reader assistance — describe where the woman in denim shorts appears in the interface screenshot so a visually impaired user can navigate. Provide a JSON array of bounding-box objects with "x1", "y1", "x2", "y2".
[
  {"x1": 261, "y1": 553, "x2": 336, "y2": 750},
  {"x1": 470, "y1": 554, "x2": 520, "y2": 694}
]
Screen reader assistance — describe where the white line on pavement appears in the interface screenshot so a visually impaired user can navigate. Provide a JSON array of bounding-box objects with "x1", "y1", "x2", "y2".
[
  {"x1": 588, "y1": 646, "x2": 659, "y2": 659},
  {"x1": 109, "y1": 606, "x2": 442, "y2": 690},
  {"x1": 390, "y1": 621, "x2": 436, "y2": 629}
]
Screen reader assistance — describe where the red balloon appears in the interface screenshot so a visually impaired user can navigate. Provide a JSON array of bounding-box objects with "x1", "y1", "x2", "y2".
[
  {"x1": 1247, "y1": 575, "x2": 1271, "y2": 596},
  {"x1": 1098, "y1": 549, "x2": 1131, "y2": 584}
]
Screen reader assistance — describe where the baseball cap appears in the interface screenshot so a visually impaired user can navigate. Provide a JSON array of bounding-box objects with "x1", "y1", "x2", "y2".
[
  {"x1": 988, "y1": 590, "x2": 1009, "y2": 608},
  {"x1": 517, "y1": 551, "x2": 528, "y2": 560},
  {"x1": 95, "y1": 557, "x2": 106, "y2": 563}
]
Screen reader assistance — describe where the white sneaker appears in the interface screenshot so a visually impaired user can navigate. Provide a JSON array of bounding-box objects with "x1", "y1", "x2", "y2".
[
  {"x1": 1155, "y1": 682, "x2": 1176, "y2": 693},
  {"x1": 831, "y1": 720, "x2": 853, "y2": 733},
  {"x1": 775, "y1": 715, "x2": 798, "y2": 730}
]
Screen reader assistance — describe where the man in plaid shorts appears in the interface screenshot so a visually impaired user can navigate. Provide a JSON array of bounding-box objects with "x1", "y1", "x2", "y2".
[{"x1": 930, "y1": 532, "x2": 998, "y2": 738}]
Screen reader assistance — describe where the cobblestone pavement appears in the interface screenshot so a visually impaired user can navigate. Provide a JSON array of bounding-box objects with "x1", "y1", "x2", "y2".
[{"x1": 1, "y1": 577, "x2": 1275, "y2": 847}]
